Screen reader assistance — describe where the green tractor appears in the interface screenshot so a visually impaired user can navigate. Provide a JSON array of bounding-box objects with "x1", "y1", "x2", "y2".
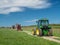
[{"x1": 32, "y1": 18, "x2": 53, "y2": 36}]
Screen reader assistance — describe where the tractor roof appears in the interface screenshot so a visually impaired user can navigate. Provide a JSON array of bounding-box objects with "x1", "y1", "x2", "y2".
[{"x1": 38, "y1": 18, "x2": 48, "y2": 21}]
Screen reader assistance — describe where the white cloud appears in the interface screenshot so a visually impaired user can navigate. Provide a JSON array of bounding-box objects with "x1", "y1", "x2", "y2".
[
  {"x1": 25, "y1": 19, "x2": 38, "y2": 22},
  {"x1": 0, "y1": 0, "x2": 51, "y2": 14},
  {"x1": 0, "y1": 7, "x2": 24, "y2": 14}
]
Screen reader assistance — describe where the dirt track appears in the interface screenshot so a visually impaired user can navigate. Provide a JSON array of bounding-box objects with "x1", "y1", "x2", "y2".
[
  {"x1": 23, "y1": 31, "x2": 60, "y2": 43},
  {"x1": 42, "y1": 36, "x2": 60, "y2": 43}
]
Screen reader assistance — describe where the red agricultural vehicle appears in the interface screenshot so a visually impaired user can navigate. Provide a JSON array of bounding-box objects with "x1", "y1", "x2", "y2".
[{"x1": 16, "y1": 24, "x2": 22, "y2": 31}]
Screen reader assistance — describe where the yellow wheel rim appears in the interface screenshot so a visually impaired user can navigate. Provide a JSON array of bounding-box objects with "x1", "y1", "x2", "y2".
[
  {"x1": 32, "y1": 30, "x2": 34, "y2": 35},
  {"x1": 36, "y1": 29, "x2": 39, "y2": 35}
]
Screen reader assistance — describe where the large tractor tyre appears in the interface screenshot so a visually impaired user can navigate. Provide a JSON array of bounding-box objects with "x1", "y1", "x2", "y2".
[
  {"x1": 48, "y1": 29, "x2": 53, "y2": 36},
  {"x1": 32, "y1": 29, "x2": 36, "y2": 35},
  {"x1": 36, "y1": 29, "x2": 42, "y2": 36},
  {"x1": 39, "y1": 29, "x2": 42, "y2": 36}
]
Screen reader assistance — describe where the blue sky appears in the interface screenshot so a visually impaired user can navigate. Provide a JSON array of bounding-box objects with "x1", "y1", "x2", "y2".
[{"x1": 0, "y1": 0, "x2": 60, "y2": 27}]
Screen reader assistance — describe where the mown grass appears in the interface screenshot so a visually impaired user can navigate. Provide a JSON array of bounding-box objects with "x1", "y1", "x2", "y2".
[
  {"x1": 0, "y1": 28, "x2": 60, "y2": 45},
  {"x1": 54, "y1": 38, "x2": 60, "y2": 40},
  {"x1": 53, "y1": 29, "x2": 60, "y2": 37}
]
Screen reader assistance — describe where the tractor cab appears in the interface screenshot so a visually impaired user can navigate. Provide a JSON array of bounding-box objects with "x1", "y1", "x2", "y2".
[
  {"x1": 39, "y1": 19, "x2": 49, "y2": 26},
  {"x1": 32, "y1": 18, "x2": 53, "y2": 36},
  {"x1": 37, "y1": 19, "x2": 50, "y2": 29}
]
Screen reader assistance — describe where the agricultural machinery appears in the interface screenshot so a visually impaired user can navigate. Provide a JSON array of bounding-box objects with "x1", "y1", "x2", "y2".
[
  {"x1": 32, "y1": 18, "x2": 53, "y2": 36},
  {"x1": 16, "y1": 24, "x2": 22, "y2": 31},
  {"x1": 12, "y1": 24, "x2": 22, "y2": 31}
]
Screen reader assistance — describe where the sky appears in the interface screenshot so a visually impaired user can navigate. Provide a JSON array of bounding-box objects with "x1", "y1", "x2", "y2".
[{"x1": 0, "y1": 0, "x2": 60, "y2": 27}]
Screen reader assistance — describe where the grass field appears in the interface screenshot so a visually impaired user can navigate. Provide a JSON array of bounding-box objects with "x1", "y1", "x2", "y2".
[{"x1": 0, "y1": 28, "x2": 60, "y2": 45}]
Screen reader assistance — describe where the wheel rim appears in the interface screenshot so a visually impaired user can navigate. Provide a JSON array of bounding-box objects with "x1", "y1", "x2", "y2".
[
  {"x1": 36, "y1": 30, "x2": 39, "y2": 35},
  {"x1": 32, "y1": 30, "x2": 34, "y2": 35}
]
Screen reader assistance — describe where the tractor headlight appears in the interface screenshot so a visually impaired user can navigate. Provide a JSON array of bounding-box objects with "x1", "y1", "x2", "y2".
[
  {"x1": 40, "y1": 26, "x2": 43, "y2": 28},
  {"x1": 48, "y1": 26, "x2": 51, "y2": 29}
]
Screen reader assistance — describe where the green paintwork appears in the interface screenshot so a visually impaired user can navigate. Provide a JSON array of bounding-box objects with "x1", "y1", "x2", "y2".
[
  {"x1": 48, "y1": 26, "x2": 51, "y2": 29},
  {"x1": 40, "y1": 26, "x2": 43, "y2": 28},
  {"x1": 43, "y1": 30, "x2": 48, "y2": 35}
]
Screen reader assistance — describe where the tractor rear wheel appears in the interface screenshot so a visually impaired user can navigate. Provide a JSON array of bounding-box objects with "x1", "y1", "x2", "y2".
[
  {"x1": 36, "y1": 29, "x2": 42, "y2": 36},
  {"x1": 36, "y1": 29, "x2": 40, "y2": 36},
  {"x1": 48, "y1": 29, "x2": 53, "y2": 36}
]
